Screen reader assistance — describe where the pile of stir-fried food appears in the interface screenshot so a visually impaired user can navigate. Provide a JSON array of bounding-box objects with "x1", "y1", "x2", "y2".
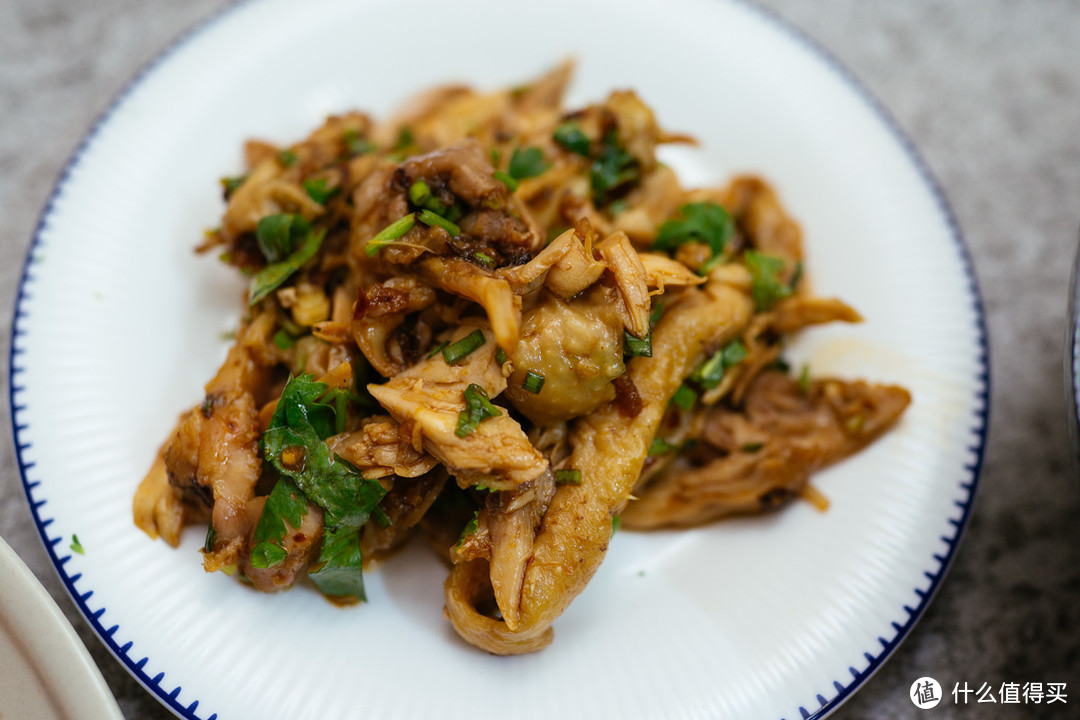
[{"x1": 133, "y1": 63, "x2": 911, "y2": 654}]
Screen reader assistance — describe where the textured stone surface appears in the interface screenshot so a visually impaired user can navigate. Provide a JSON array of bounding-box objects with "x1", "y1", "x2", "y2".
[{"x1": 1, "y1": 1, "x2": 1078, "y2": 718}]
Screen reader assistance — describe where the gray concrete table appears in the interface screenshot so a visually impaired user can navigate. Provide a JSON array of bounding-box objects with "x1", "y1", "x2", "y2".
[{"x1": 2, "y1": 1, "x2": 1078, "y2": 718}]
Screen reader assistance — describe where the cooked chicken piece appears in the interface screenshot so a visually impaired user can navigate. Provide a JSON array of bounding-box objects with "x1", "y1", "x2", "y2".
[
  {"x1": 623, "y1": 371, "x2": 912, "y2": 528},
  {"x1": 362, "y1": 470, "x2": 448, "y2": 564},
  {"x1": 400, "y1": 140, "x2": 508, "y2": 211},
  {"x1": 417, "y1": 257, "x2": 522, "y2": 353},
  {"x1": 163, "y1": 312, "x2": 274, "y2": 572},
  {"x1": 242, "y1": 497, "x2": 325, "y2": 592},
  {"x1": 639, "y1": 252, "x2": 707, "y2": 292},
  {"x1": 597, "y1": 231, "x2": 651, "y2": 338},
  {"x1": 544, "y1": 221, "x2": 607, "y2": 299},
  {"x1": 503, "y1": 288, "x2": 626, "y2": 425},
  {"x1": 445, "y1": 277, "x2": 754, "y2": 654},
  {"x1": 327, "y1": 415, "x2": 439, "y2": 479},
  {"x1": 351, "y1": 276, "x2": 437, "y2": 377},
  {"x1": 133, "y1": 448, "x2": 187, "y2": 547},
  {"x1": 368, "y1": 325, "x2": 547, "y2": 490},
  {"x1": 485, "y1": 468, "x2": 557, "y2": 630}
]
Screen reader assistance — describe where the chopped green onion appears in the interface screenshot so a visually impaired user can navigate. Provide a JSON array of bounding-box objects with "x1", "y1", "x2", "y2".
[
  {"x1": 442, "y1": 329, "x2": 486, "y2": 365},
  {"x1": 648, "y1": 437, "x2": 678, "y2": 456},
  {"x1": 670, "y1": 384, "x2": 697, "y2": 411},
  {"x1": 273, "y1": 329, "x2": 297, "y2": 350},
  {"x1": 495, "y1": 347, "x2": 508, "y2": 365},
  {"x1": 508, "y1": 146, "x2": 549, "y2": 180},
  {"x1": 408, "y1": 179, "x2": 431, "y2": 207},
  {"x1": 473, "y1": 251, "x2": 494, "y2": 267},
  {"x1": 278, "y1": 149, "x2": 298, "y2": 167},
  {"x1": 418, "y1": 208, "x2": 460, "y2": 237},
  {"x1": 70, "y1": 534, "x2": 85, "y2": 556},
  {"x1": 741, "y1": 442, "x2": 765, "y2": 453},
  {"x1": 426, "y1": 340, "x2": 448, "y2": 359},
  {"x1": 552, "y1": 122, "x2": 591, "y2": 157},
  {"x1": 490, "y1": 147, "x2": 502, "y2": 167},
  {"x1": 608, "y1": 199, "x2": 629, "y2": 216},
  {"x1": 364, "y1": 213, "x2": 417, "y2": 257},
  {"x1": 303, "y1": 178, "x2": 339, "y2": 205},
  {"x1": 692, "y1": 340, "x2": 747, "y2": 390},
  {"x1": 522, "y1": 370, "x2": 545, "y2": 394},
  {"x1": 612, "y1": 516, "x2": 621, "y2": 533},
  {"x1": 555, "y1": 469, "x2": 582, "y2": 486},
  {"x1": 203, "y1": 524, "x2": 216, "y2": 553},
  {"x1": 649, "y1": 301, "x2": 664, "y2": 328},
  {"x1": 455, "y1": 383, "x2": 501, "y2": 438},
  {"x1": 624, "y1": 330, "x2": 652, "y2": 358},
  {"x1": 494, "y1": 170, "x2": 518, "y2": 192},
  {"x1": 798, "y1": 364, "x2": 811, "y2": 394}
]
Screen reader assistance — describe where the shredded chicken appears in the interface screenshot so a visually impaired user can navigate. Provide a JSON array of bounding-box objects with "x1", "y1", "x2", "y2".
[{"x1": 135, "y1": 64, "x2": 911, "y2": 656}]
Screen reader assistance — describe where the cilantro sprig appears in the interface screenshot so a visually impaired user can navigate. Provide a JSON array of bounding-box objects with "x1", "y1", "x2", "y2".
[
  {"x1": 252, "y1": 374, "x2": 386, "y2": 601},
  {"x1": 652, "y1": 202, "x2": 734, "y2": 274}
]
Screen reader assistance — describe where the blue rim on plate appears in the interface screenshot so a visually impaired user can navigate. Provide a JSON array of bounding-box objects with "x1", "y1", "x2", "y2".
[
  {"x1": 1066, "y1": 230, "x2": 1080, "y2": 475},
  {"x1": 8, "y1": 2, "x2": 990, "y2": 718}
]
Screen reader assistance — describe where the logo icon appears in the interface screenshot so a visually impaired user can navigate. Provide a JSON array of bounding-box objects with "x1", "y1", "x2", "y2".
[{"x1": 911, "y1": 677, "x2": 943, "y2": 709}]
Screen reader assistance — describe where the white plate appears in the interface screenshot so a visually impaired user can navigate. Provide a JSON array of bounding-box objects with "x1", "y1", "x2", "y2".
[
  {"x1": 10, "y1": 0, "x2": 989, "y2": 718},
  {"x1": 0, "y1": 537, "x2": 123, "y2": 720}
]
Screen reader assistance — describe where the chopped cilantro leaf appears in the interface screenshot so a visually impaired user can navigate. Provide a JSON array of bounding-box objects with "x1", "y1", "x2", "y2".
[
  {"x1": 273, "y1": 329, "x2": 297, "y2": 350},
  {"x1": 220, "y1": 174, "x2": 247, "y2": 199},
  {"x1": 508, "y1": 146, "x2": 549, "y2": 180},
  {"x1": 344, "y1": 129, "x2": 375, "y2": 156},
  {"x1": 552, "y1": 122, "x2": 591, "y2": 157},
  {"x1": 303, "y1": 178, "x2": 339, "y2": 205},
  {"x1": 309, "y1": 524, "x2": 367, "y2": 600},
  {"x1": 263, "y1": 375, "x2": 386, "y2": 525},
  {"x1": 652, "y1": 202, "x2": 734, "y2": 268},
  {"x1": 70, "y1": 534, "x2": 84, "y2": 556},
  {"x1": 255, "y1": 213, "x2": 310, "y2": 263},
  {"x1": 691, "y1": 339, "x2": 747, "y2": 390},
  {"x1": 590, "y1": 130, "x2": 640, "y2": 206},
  {"x1": 278, "y1": 149, "x2": 298, "y2": 167},
  {"x1": 249, "y1": 224, "x2": 325, "y2": 306},
  {"x1": 250, "y1": 476, "x2": 308, "y2": 569},
  {"x1": 744, "y1": 250, "x2": 793, "y2": 311}
]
